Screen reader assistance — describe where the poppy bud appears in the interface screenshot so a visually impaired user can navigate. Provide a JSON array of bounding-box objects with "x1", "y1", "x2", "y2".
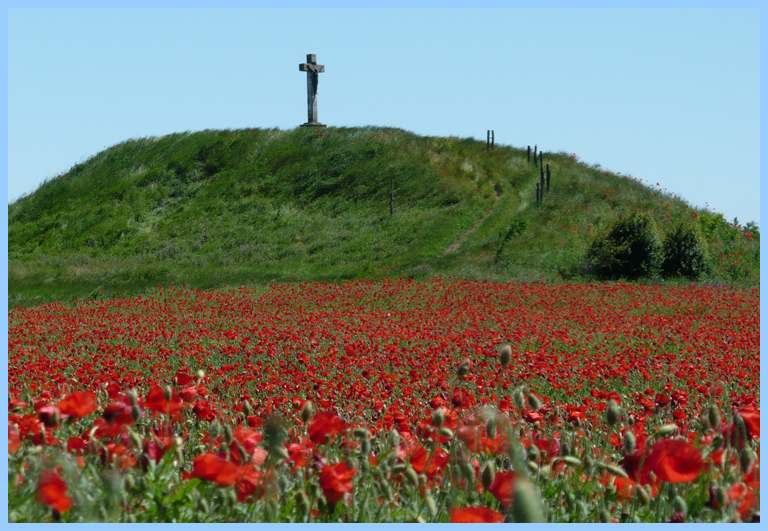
[
  {"x1": 559, "y1": 437, "x2": 572, "y2": 456},
  {"x1": 623, "y1": 431, "x2": 636, "y2": 455},
  {"x1": 439, "y1": 427, "x2": 454, "y2": 439},
  {"x1": 711, "y1": 434, "x2": 723, "y2": 449},
  {"x1": 512, "y1": 388, "x2": 525, "y2": 410},
  {"x1": 125, "y1": 474, "x2": 136, "y2": 490},
  {"x1": 606, "y1": 400, "x2": 621, "y2": 426},
  {"x1": 707, "y1": 405, "x2": 721, "y2": 430},
  {"x1": 457, "y1": 358, "x2": 471, "y2": 377},
  {"x1": 481, "y1": 460, "x2": 496, "y2": 490},
  {"x1": 734, "y1": 414, "x2": 748, "y2": 445},
  {"x1": 127, "y1": 389, "x2": 139, "y2": 408},
  {"x1": 526, "y1": 392, "x2": 541, "y2": 411},
  {"x1": 431, "y1": 408, "x2": 445, "y2": 428},
  {"x1": 37, "y1": 405, "x2": 60, "y2": 428},
  {"x1": 131, "y1": 404, "x2": 141, "y2": 422},
  {"x1": 389, "y1": 429, "x2": 400, "y2": 449},
  {"x1": 654, "y1": 424, "x2": 679, "y2": 438},
  {"x1": 636, "y1": 484, "x2": 651, "y2": 505},
  {"x1": 527, "y1": 444, "x2": 540, "y2": 462},
  {"x1": 242, "y1": 400, "x2": 252, "y2": 417},
  {"x1": 425, "y1": 493, "x2": 438, "y2": 517},
  {"x1": 278, "y1": 474, "x2": 289, "y2": 493},
  {"x1": 163, "y1": 386, "x2": 172, "y2": 402},
  {"x1": 599, "y1": 509, "x2": 612, "y2": 523},
  {"x1": 405, "y1": 465, "x2": 419, "y2": 487},
  {"x1": 512, "y1": 479, "x2": 545, "y2": 522},
  {"x1": 223, "y1": 424, "x2": 233, "y2": 444},
  {"x1": 460, "y1": 460, "x2": 475, "y2": 485},
  {"x1": 301, "y1": 401, "x2": 315, "y2": 423},
  {"x1": 708, "y1": 485, "x2": 725, "y2": 510},
  {"x1": 527, "y1": 461, "x2": 539, "y2": 474},
  {"x1": 559, "y1": 455, "x2": 582, "y2": 467},
  {"x1": 486, "y1": 417, "x2": 497, "y2": 439},
  {"x1": 196, "y1": 369, "x2": 205, "y2": 380},
  {"x1": 739, "y1": 448, "x2": 755, "y2": 473},
  {"x1": 361, "y1": 437, "x2": 371, "y2": 455},
  {"x1": 499, "y1": 344, "x2": 512, "y2": 367},
  {"x1": 295, "y1": 489, "x2": 310, "y2": 514},
  {"x1": 352, "y1": 427, "x2": 369, "y2": 439},
  {"x1": 672, "y1": 496, "x2": 687, "y2": 517},
  {"x1": 274, "y1": 446, "x2": 289, "y2": 460},
  {"x1": 129, "y1": 431, "x2": 142, "y2": 449},
  {"x1": 600, "y1": 462, "x2": 629, "y2": 478}
]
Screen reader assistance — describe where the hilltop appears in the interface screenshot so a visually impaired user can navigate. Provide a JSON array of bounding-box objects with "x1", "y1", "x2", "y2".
[{"x1": 9, "y1": 127, "x2": 759, "y2": 306}]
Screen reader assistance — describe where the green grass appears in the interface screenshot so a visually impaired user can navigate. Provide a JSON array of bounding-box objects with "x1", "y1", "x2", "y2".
[{"x1": 9, "y1": 126, "x2": 759, "y2": 307}]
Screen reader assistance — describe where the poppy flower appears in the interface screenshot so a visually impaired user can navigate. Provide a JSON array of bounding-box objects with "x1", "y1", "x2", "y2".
[
  {"x1": 58, "y1": 391, "x2": 97, "y2": 418},
  {"x1": 319, "y1": 462, "x2": 356, "y2": 505},
  {"x1": 409, "y1": 445, "x2": 449, "y2": 477},
  {"x1": 37, "y1": 468, "x2": 72, "y2": 513},
  {"x1": 191, "y1": 453, "x2": 239, "y2": 486},
  {"x1": 489, "y1": 471, "x2": 516, "y2": 508},
  {"x1": 641, "y1": 438, "x2": 703, "y2": 483},
  {"x1": 9, "y1": 424, "x2": 20, "y2": 454},
  {"x1": 235, "y1": 466, "x2": 265, "y2": 503},
  {"x1": 144, "y1": 386, "x2": 182, "y2": 416},
  {"x1": 738, "y1": 406, "x2": 759, "y2": 439},
  {"x1": 308, "y1": 411, "x2": 348, "y2": 445},
  {"x1": 449, "y1": 506, "x2": 504, "y2": 523}
]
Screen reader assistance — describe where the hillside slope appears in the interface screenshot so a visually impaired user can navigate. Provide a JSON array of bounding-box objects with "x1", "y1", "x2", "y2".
[{"x1": 9, "y1": 127, "x2": 759, "y2": 305}]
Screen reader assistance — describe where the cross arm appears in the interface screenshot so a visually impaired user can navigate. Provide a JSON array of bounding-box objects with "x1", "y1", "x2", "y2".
[{"x1": 299, "y1": 63, "x2": 325, "y2": 73}]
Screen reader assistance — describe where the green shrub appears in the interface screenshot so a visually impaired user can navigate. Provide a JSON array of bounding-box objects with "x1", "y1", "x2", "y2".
[
  {"x1": 586, "y1": 213, "x2": 661, "y2": 279},
  {"x1": 661, "y1": 224, "x2": 709, "y2": 279}
]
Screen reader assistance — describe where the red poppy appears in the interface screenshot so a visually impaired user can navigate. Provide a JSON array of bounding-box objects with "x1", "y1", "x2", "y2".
[
  {"x1": 641, "y1": 438, "x2": 703, "y2": 483},
  {"x1": 235, "y1": 466, "x2": 265, "y2": 503},
  {"x1": 191, "y1": 453, "x2": 239, "y2": 486},
  {"x1": 319, "y1": 462, "x2": 356, "y2": 505},
  {"x1": 308, "y1": 411, "x2": 348, "y2": 445},
  {"x1": 738, "y1": 406, "x2": 759, "y2": 439},
  {"x1": 58, "y1": 391, "x2": 97, "y2": 418},
  {"x1": 193, "y1": 400, "x2": 216, "y2": 421},
  {"x1": 144, "y1": 386, "x2": 182, "y2": 416},
  {"x1": 9, "y1": 424, "x2": 20, "y2": 454},
  {"x1": 37, "y1": 468, "x2": 72, "y2": 513},
  {"x1": 449, "y1": 506, "x2": 505, "y2": 523},
  {"x1": 488, "y1": 471, "x2": 516, "y2": 508},
  {"x1": 409, "y1": 445, "x2": 449, "y2": 477}
]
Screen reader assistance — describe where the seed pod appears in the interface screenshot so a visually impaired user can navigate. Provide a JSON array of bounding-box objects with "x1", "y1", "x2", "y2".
[
  {"x1": 499, "y1": 344, "x2": 512, "y2": 367},
  {"x1": 301, "y1": 401, "x2": 315, "y2": 423},
  {"x1": 739, "y1": 448, "x2": 756, "y2": 473},
  {"x1": 623, "y1": 431, "x2": 637, "y2": 455},
  {"x1": 606, "y1": 400, "x2": 621, "y2": 426},
  {"x1": 425, "y1": 493, "x2": 438, "y2": 517},
  {"x1": 672, "y1": 496, "x2": 687, "y2": 517},
  {"x1": 432, "y1": 408, "x2": 445, "y2": 428},
  {"x1": 481, "y1": 460, "x2": 496, "y2": 490},
  {"x1": 707, "y1": 405, "x2": 721, "y2": 430},
  {"x1": 512, "y1": 479, "x2": 545, "y2": 522},
  {"x1": 526, "y1": 393, "x2": 542, "y2": 411},
  {"x1": 654, "y1": 424, "x2": 679, "y2": 438},
  {"x1": 734, "y1": 414, "x2": 748, "y2": 446}
]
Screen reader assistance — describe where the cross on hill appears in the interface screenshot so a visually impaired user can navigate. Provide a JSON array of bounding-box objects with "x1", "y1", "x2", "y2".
[{"x1": 298, "y1": 53, "x2": 325, "y2": 127}]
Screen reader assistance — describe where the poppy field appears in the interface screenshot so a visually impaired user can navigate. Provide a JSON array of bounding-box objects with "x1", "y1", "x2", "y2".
[{"x1": 7, "y1": 279, "x2": 760, "y2": 522}]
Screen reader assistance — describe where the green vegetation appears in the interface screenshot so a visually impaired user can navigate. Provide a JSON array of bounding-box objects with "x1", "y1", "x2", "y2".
[
  {"x1": 9, "y1": 127, "x2": 759, "y2": 306},
  {"x1": 586, "y1": 213, "x2": 662, "y2": 280},
  {"x1": 661, "y1": 223, "x2": 710, "y2": 280}
]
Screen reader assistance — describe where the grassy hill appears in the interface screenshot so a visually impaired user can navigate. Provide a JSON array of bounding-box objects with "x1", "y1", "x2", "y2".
[{"x1": 9, "y1": 127, "x2": 759, "y2": 306}]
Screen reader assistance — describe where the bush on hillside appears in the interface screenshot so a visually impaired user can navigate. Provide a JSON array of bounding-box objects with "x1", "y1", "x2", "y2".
[
  {"x1": 661, "y1": 224, "x2": 709, "y2": 279},
  {"x1": 586, "y1": 213, "x2": 661, "y2": 280}
]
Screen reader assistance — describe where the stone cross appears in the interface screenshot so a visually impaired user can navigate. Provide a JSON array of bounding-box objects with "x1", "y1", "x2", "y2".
[{"x1": 298, "y1": 53, "x2": 326, "y2": 127}]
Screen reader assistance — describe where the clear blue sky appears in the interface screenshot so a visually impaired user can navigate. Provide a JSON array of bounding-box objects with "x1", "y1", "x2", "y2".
[{"x1": 8, "y1": 8, "x2": 760, "y2": 223}]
